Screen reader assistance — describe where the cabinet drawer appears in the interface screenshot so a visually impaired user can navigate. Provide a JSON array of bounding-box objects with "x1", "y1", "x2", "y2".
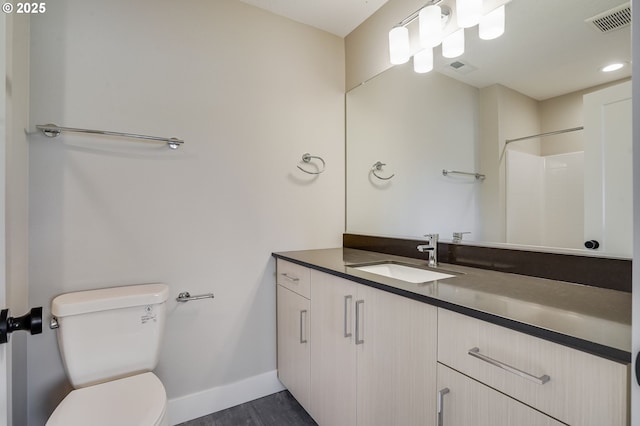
[
  {"x1": 437, "y1": 363, "x2": 563, "y2": 426},
  {"x1": 276, "y1": 259, "x2": 311, "y2": 299},
  {"x1": 437, "y1": 308, "x2": 629, "y2": 426}
]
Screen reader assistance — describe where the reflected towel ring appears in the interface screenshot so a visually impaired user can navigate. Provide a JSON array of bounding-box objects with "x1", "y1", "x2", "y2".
[
  {"x1": 371, "y1": 161, "x2": 395, "y2": 180},
  {"x1": 297, "y1": 153, "x2": 326, "y2": 175}
]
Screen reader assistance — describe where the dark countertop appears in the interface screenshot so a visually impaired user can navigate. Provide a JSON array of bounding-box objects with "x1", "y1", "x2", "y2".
[{"x1": 273, "y1": 248, "x2": 631, "y2": 363}]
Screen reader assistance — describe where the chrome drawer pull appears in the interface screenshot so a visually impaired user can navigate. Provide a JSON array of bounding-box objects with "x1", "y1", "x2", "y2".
[
  {"x1": 344, "y1": 295, "x2": 353, "y2": 338},
  {"x1": 437, "y1": 388, "x2": 450, "y2": 426},
  {"x1": 468, "y1": 347, "x2": 550, "y2": 385},
  {"x1": 355, "y1": 300, "x2": 365, "y2": 345},
  {"x1": 299, "y1": 310, "x2": 308, "y2": 344},
  {"x1": 281, "y1": 273, "x2": 300, "y2": 283}
]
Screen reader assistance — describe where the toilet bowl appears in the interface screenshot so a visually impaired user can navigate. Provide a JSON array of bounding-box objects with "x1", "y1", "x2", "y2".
[{"x1": 46, "y1": 283, "x2": 169, "y2": 426}]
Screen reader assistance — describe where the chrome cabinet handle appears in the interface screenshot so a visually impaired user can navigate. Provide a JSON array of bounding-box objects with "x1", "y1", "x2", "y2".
[
  {"x1": 299, "y1": 310, "x2": 308, "y2": 344},
  {"x1": 281, "y1": 273, "x2": 300, "y2": 283},
  {"x1": 344, "y1": 295, "x2": 353, "y2": 338},
  {"x1": 437, "y1": 388, "x2": 450, "y2": 426},
  {"x1": 355, "y1": 300, "x2": 364, "y2": 345},
  {"x1": 468, "y1": 347, "x2": 550, "y2": 385}
]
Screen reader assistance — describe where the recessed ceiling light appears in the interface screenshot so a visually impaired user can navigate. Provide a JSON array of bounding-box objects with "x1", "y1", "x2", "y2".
[{"x1": 601, "y1": 63, "x2": 625, "y2": 72}]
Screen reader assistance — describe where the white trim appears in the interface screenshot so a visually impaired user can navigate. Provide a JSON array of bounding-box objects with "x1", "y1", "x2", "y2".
[{"x1": 167, "y1": 370, "x2": 285, "y2": 425}]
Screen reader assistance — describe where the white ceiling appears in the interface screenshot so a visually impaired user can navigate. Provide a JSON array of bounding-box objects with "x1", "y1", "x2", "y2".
[
  {"x1": 238, "y1": 0, "x2": 631, "y2": 100},
  {"x1": 237, "y1": 0, "x2": 389, "y2": 37},
  {"x1": 433, "y1": 0, "x2": 632, "y2": 100}
]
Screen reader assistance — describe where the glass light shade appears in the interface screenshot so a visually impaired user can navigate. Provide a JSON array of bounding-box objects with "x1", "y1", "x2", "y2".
[
  {"x1": 413, "y1": 48, "x2": 434, "y2": 73},
  {"x1": 479, "y1": 5, "x2": 505, "y2": 40},
  {"x1": 389, "y1": 26, "x2": 411, "y2": 65},
  {"x1": 419, "y1": 5, "x2": 442, "y2": 48},
  {"x1": 442, "y1": 29, "x2": 465, "y2": 58},
  {"x1": 456, "y1": 0, "x2": 482, "y2": 28}
]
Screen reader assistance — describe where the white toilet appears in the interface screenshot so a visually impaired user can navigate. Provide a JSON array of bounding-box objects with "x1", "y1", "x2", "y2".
[{"x1": 46, "y1": 283, "x2": 170, "y2": 426}]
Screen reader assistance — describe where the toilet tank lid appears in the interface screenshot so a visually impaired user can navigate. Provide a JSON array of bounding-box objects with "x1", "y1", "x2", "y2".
[{"x1": 52, "y1": 283, "x2": 169, "y2": 317}]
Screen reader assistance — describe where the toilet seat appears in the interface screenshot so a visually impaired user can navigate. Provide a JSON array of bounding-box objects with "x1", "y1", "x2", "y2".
[{"x1": 46, "y1": 372, "x2": 167, "y2": 426}]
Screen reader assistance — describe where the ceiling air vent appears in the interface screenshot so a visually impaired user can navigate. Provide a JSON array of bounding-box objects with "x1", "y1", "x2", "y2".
[
  {"x1": 585, "y1": 2, "x2": 631, "y2": 33},
  {"x1": 447, "y1": 60, "x2": 477, "y2": 75}
]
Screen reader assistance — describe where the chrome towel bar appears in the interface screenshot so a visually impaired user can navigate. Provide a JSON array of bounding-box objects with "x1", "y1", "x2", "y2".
[
  {"x1": 176, "y1": 291, "x2": 215, "y2": 303},
  {"x1": 442, "y1": 169, "x2": 485, "y2": 181},
  {"x1": 36, "y1": 123, "x2": 185, "y2": 150}
]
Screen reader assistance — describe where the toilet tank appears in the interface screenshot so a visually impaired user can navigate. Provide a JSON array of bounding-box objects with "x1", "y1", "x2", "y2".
[{"x1": 51, "y1": 283, "x2": 169, "y2": 388}]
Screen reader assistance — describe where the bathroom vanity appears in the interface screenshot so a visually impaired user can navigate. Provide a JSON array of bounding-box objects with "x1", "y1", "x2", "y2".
[{"x1": 273, "y1": 247, "x2": 630, "y2": 426}]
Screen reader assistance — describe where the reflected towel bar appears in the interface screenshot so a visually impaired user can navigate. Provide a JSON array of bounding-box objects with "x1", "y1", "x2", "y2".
[
  {"x1": 36, "y1": 123, "x2": 185, "y2": 150},
  {"x1": 442, "y1": 169, "x2": 485, "y2": 181}
]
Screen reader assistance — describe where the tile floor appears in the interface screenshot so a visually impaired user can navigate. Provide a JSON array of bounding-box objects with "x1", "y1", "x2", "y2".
[{"x1": 177, "y1": 391, "x2": 317, "y2": 426}]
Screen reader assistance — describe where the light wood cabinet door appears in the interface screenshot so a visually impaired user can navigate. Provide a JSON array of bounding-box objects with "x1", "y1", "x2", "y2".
[
  {"x1": 309, "y1": 270, "x2": 358, "y2": 426},
  {"x1": 356, "y1": 284, "x2": 437, "y2": 426},
  {"x1": 437, "y1": 363, "x2": 564, "y2": 426},
  {"x1": 276, "y1": 285, "x2": 311, "y2": 412}
]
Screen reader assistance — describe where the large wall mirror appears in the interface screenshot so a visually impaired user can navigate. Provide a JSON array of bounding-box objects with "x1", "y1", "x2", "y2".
[{"x1": 346, "y1": 0, "x2": 632, "y2": 258}]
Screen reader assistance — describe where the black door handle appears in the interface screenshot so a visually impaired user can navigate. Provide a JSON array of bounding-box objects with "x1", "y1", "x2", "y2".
[
  {"x1": 0, "y1": 307, "x2": 43, "y2": 344},
  {"x1": 584, "y1": 240, "x2": 600, "y2": 249},
  {"x1": 636, "y1": 351, "x2": 640, "y2": 386}
]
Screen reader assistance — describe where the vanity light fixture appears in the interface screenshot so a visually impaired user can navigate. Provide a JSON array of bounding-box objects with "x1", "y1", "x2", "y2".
[
  {"x1": 389, "y1": 26, "x2": 411, "y2": 65},
  {"x1": 414, "y1": 48, "x2": 434, "y2": 73},
  {"x1": 442, "y1": 28, "x2": 465, "y2": 58},
  {"x1": 419, "y1": 4, "x2": 444, "y2": 48},
  {"x1": 456, "y1": 0, "x2": 483, "y2": 28},
  {"x1": 388, "y1": 0, "x2": 509, "y2": 73},
  {"x1": 601, "y1": 62, "x2": 625, "y2": 72}
]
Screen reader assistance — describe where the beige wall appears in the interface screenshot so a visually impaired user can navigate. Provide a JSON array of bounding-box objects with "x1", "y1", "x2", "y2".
[
  {"x1": 27, "y1": 1, "x2": 345, "y2": 424},
  {"x1": 539, "y1": 78, "x2": 630, "y2": 156},
  {"x1": 346, "y1": 63, "x2": 480, "y2": 239}
]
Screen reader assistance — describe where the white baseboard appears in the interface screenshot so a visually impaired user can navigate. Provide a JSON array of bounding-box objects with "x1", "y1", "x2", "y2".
[{"x1": 167, "y1": 370, "x2": 286, "y2": 425}]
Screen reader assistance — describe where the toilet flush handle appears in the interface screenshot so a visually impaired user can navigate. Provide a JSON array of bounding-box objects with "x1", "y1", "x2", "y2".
[
  {"x1": 50, "y1": 316, "x2": 59, "y2": 329},
  {"x1": 176, "y1": 291, "x2": 215, "y2": 303}
]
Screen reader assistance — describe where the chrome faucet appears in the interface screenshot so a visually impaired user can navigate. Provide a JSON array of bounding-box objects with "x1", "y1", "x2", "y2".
[{"x1": 417, "y1": 233, "x2": 439, "y2": 267}]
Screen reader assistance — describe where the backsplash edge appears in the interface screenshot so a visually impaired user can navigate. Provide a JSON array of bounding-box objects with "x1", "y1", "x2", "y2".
[{"x1": 343, "y1": 233, "x2": 632, "y2": 293}]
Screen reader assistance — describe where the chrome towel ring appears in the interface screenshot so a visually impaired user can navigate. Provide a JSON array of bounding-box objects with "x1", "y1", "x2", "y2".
[
  {"x1": 371, "y1": 161, "x2": 395, "y2": 180},
  {"x1": 297, "y1": 153, "x2": 326, "y2": 175}
]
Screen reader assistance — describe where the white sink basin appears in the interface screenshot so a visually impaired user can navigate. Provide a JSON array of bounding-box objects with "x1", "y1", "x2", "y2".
[{"x1": 352, "y1": 263, "x2": 455, "y2": 284}]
